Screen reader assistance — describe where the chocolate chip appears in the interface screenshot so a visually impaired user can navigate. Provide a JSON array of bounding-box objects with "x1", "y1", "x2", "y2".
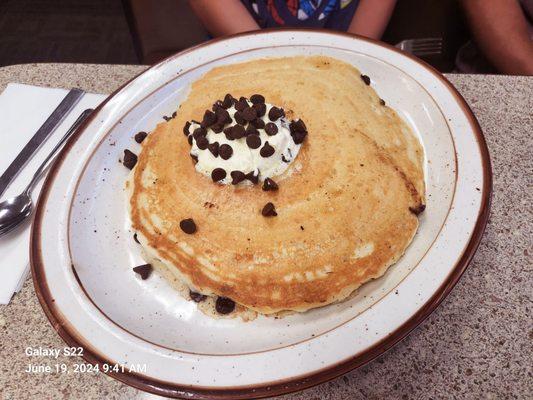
[
  {"x1": 183, "y1": 121, "x2": 191, "y2": 136},
  {"x1": 265, "y1": 122, "x2": 278, "y2": 136},
  {"x1": 219, "y1": 144, "x2": 233, "y2": 160},
  {"x1": 192, "y1": 127, "x2": 207, "y2": 140},
  {"x1": 223, "y1": 127, "x2": 235, "y2": 140},
  {"x1": 189, "y1": 290, "x2": 207, "y2": 302},
  {"x1": 208, "y1": 142, "x2": 219, "y2": 157},
  {"x1": 262, "y1": 177, "x2": 278, "y2": 191},
  {"x1": 246, "y1": 134, "x2": 261, "y2": 149},
  {"x1": 188, "y1": 135, "x2": 193, "y2": 146},
  {"x1": 246, "y1": 170, "x2": 259, "y2": 184},
  {"x1": 245, "y1": 124, "x2": 258, "y2": 136},
  {"x1": 215, "y1": 108, "x2": 231, "y2": 125},
  {"x1": 232, "y1": 124, "x2": 246, "y2": 139},
  {"x1": 361, "y1": 74, "x2": 371, "y2": 85},
  {"x1": 211, "y1": 168, "x2": 226, "y2": 182},
  {"x1": 196, "y1": 136, "x2": 208, "y2": 150},
  {"x1": 242, "y1": 107, "x2": 257, "y2": 122},
  {"x1": 261, "y1": 202, "x2": 277, "y2": 217},
  {"x1": 234, "y1": 110, "x2": 246, "y2": 125},
  {"x1": 230, "y1": 170, "x2": 246, "y2": 185},
  {"x1": 190, "y1": 153, "x2": 198, "y2": 164},
  {"x1": 253, "y1": 103, "x2": 267, "y2": 117},
  {"x1": 222, "y1": 94, "x2": 234, "y2": 109},
  {"x1": 379, "y1": 98, "x2": 386, "y2": 106},
  {"x1": 235, "y1": 99, "x2": 248, "y2": 111},
  {"x1": 133, "y1": 233, "x2": 140, "y2": 244},
  {"x1": 215, "y1": 297, "x2": 236, "y2": 314},
  {"x1": 268, "y1": 106, "x2": 284, "y2": 121},
  {"x1": 409, "y1": 204, "x2": 426, "y2": 215},
  {"x1": 162, "y1": 115, "x2": 171, "y2": 122},
  {"x1": 260, "y1": 141, "x2": 275, "y2": 158},
  {"x1": 133, "y1": 264, "x2": 152, "y2": 280},
  {"x1": 211, "y1": 123, "x2": 224, "y2": 133},
  {"x1": 250, "y1": 94, "x2": 265, "y2": 104},
  {"x1": 123, "y1": 149, "x2": 137, "y2": 169},
  {"x1": 250, "y1": 118, "x2": 265, "y2": 129},
  {"x1": 281, "y1": 154, "x2": 289, "y2": 163},
  {"x1": 134, "y1": 131, "x2": 148, "y2": 143},
  {"x1": 201, "y1": 110, "x2": 217, "y2": 128},
  {"x1": 290, "y1": 119, "x2": 308, "y2": 144},
  {"x1": 180, "y1": 218, "x2": 197, "y2": 234}
]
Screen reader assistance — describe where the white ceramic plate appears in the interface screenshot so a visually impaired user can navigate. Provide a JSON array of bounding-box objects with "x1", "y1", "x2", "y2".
[{"x1": 31, "y1": 30, "x2": 491, "y2": 399}]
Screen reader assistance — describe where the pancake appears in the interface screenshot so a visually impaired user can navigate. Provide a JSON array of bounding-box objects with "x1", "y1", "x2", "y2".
[{"x1": 128, "y1": 56, "x2": 425, "y2": 315}]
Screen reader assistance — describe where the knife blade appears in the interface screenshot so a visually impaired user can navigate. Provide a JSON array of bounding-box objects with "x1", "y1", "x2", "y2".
[{"x1": 0, "y1": 88, "x2": 85, "y2": 198}]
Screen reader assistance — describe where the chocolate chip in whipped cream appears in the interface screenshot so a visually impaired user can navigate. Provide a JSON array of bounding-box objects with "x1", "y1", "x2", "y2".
[
  {"x1": 211, "y1": 123, "x2": 224, "y2": 133},
  {"x1": 133, "y1": 233, "x2": 140, "y2": 244},
  {"x1": 208, "y1": 142, "x2": 219, "y2": 157},
  {"x1": 253, "y1": 102, "x2": 267, "y2": 117},
  {"x1": 246, "y1": 170, "x2": 259, "y2": 184},
  {"x1": 211, "y1": 168, "x2": 227, "y2": 182},
  {"x1": 196, "y1": 135, "x2": 209, "y2": 150},
  {"x1": 219, "y1": 144, "x2": 233, "y2": 160},
  {"x1": 201, "y1": 110, "x2": 216, "y2": 128},
  {"x1": 289, "y1": 119, "x2": 308, "y2": 144},
  {"x1": 215, "y1": 107, "x2": 231, "y2": 125},
  {"x1": 242, "y1": 106, "x2": 257, "y2": 122},
  {"x1": 361, "y1": 74, "x2": 371, "y2": 85},
  {"x1": 183, "y1": 121, "x2": 191, "y2": 136},
  {"x1": 235, "y1": 98, "x2": 248, "y2": 112},
  {"x1": 222, "y1": 93, "x2": 234, "y2": 109},
  {"x1": 122, "y1": 149, "x2": 137, "y2": 169},
  {"x1": 260, "y1": 141, "x2": 275, "y2": 158},
  {"x1": 268, "y1": 106, "x2": 284, "y2": 121},
  {"x1": 234, "y1": 110, "x2": 246, "y2": 125},
  {"x1": 133, "y1": 264, "x2": 152, "y2": 280},
  {"x1": 245, "y1": 124, "x2": 259, "y2": 136},
  {"x1": 223, "y1": 127, "x2": 235, "y2": 140},
  {"x1": 232, "y1": 124, "x2": 246, "y2": 139},
  {"x1": 190, "y1": 153, "x2": 198, "y2": 164},
  {"x1": 262, "y1": 177, "x2": 278, "y2": 191},
  {"x1": 230, "y1": 170, "x2": 246, "y2": 185},
  {"x1": 250, "y1": 94, "x2": 265, "y2": 104},
  {"x1": 265, "y1": 122, "x2": 278, "y2": 136},
  {"x1": 216, "y1": 297, "x2": 236, "y2": 314},
  {"x1": 180, "y1": 218, "x2": 197, "y2": 234},
  {"x1": 261, "y1": 202, "x2": 278, "y2": 217},
  {"x1": 189, "y1": 290, "x2": 207, "y2": 302},
  {"x1": 192, "y1": 127, "x2": 207, "y2": 139},
  {"x1": 134, "y1": 131, "x2": 148, "y2": 143},
  {"x1": 246, "y1": 134, "x2": 261, "y2": 149},
  {"x1": 250, "y1": 118, "x2": 265, "y2": 129},
  {"x1": 187, "y1": 135, "x2": 193, "y2": 146}
]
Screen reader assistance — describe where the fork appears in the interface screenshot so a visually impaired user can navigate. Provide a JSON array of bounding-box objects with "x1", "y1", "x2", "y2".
[{"x1": 395, "y1": 37, "x2": 443, "y2": 57}]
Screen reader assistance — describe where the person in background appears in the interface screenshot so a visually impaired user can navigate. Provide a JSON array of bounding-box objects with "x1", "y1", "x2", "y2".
[
  {"x1": 188, "y1": 0, "x2": 397, "y2": 40},
  {"x1": 457, "y1": 0, "x2": 533, "y2": 75}
]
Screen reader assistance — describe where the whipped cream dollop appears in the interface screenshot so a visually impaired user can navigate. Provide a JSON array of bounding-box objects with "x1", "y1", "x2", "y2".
[{"x1": 184, "y1": 94, "x2": 307, "y2": 185}]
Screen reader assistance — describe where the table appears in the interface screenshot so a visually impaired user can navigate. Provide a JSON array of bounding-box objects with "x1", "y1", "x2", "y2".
[{"x1": 0, "y1": 64, "x2": 531, "y2": 399}]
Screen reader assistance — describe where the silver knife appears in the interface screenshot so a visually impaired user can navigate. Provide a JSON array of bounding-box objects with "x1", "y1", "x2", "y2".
[{"x1": 0, "y1": 88, "x2": 85, "y2": 198}]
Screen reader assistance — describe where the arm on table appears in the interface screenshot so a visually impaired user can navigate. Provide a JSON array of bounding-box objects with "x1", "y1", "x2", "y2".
[
  {"x1": 188, "y1": 0, "x2": 260, "y2": 37},
  {"x1": 461, "y1": 0, "x2": 533, "y2": 75},
  {"x1": 347, "y1": 0, "x2": 397, "y2": 40}
]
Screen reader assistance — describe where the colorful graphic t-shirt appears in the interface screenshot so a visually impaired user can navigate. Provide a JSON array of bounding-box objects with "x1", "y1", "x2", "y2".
[{"x1": 241, "y1": 0, "x2": 360, "y2": 31}]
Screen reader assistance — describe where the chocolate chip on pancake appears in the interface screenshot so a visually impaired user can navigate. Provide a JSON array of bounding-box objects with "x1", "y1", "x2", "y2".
[
  {"x1": 265, "y1": 122, "x2": 278, "y2": 136},
  {"x1": 250, "y1": 118, "x2": 265, "y2": 129},
  {"x1": 246, "y1": 170, "x2": 259, "y2": 184},
  {"x1": 219, "y1": 144, "x2": 233, "y2": 160},
  {"x1": 253, "y1": 102, "x2": 267, "y2": 117},
  {"x1": 192, "y1": 127, "x2": 207, "y2": 139},
  {"x1": 242, "y1": 106, "x2": 257, "y2": 122},
  {"x1": 183, "y1": 121, "x2": 191, "y2": 136},
  {"x1": 190, "y1": 153, "x2": 198, "y2": 164},
  {"x1": 215, "y1": 297, "x2": 236, "y2": 314},
  {"x1": 208, "y1": 142, "x2": 219, "y2": 157},
  {"x1": 211, "y1": 168, "x2": 227, "y2": 182},
  {"x1": 379, "y1": 98, "x2": 386, "y2": 106},
  {"x1": 234, "y1": 110, "x2": 246, "y2": 125},
  {"x1": 133, "y1": 264, "x2": 152, "y2": 280},
  {"x1": 133, "y1": 233, "x2": 140, "y2": 244},
  {"x1": 222, "y1": 93, "x2": 234, "y2": 109},
  {"x1": 201, "y1": 110, "x2": 217, "y2": 128},
  {"x1": 211, "y1": 123, "x2": 225, "y2": 133},
  {"x1": 235, "y1": 99, "x2": 248, "y2": 111},
  {"x1": 261, "y1": 202, "x2": 278, "y2": 217},
  {"x1": 260, "y1": 141, "x2": 275, "y2": 158},
  {"x1": 232, "y1": 124, "x2": 246, "y2": 139},
  {"x1": 289, "y1": 119, "x2": 308, "y2": 144},
  {"x1": 268, "y1": 106, "x2": 284, "y2": 121},
  {"x1": 262, "y1": 177, "x2": 278, "y2": 191},
  {"x1": 246, "y1": 134, "x2": 261, "y2": 149},
  {"x1": 230, "y1": 170, "x2": 246, "y2": 185},
  {"x1": 196, "y1": 135, "x2": 209, "y2": 150},
  {"x1": 250, "y1": 94, "x2": 265, "y2": 104},
  {"x1": 122, "y1": 149, "x2": 138, "y2": 169},
  {"x1": 189, "y1": 290, "x2": 207, "y2": 302},
  {"x1": 409, "y1": 204, "x2": 426, "y2": 215},
  {"x1": 245, "y1": 124, "x2": 259, "y2": 136},
  {"x1": 361, "y1": 74, "x2": 371, "y2": 85},
  {"x1": 135, "y1": 131, "x2": 148, "y2": 143},
  {"x1": 180, "y1": 218, "x2": 197, "y2": 234}
]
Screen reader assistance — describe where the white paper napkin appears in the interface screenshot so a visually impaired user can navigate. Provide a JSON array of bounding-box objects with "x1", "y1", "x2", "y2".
[{"x1": 0, "y1": 83, "x2": 106, "y2": 305}]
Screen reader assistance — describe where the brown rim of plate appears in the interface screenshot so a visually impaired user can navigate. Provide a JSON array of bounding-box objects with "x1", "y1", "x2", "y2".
[{"x1": 30, "y1": 28, "x2": 492, "y2": 400}]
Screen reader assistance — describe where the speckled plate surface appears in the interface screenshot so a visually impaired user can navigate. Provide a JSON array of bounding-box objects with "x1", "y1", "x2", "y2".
[{"x1": 31, "y1": 30, "x2": 491, "y2": 399}]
